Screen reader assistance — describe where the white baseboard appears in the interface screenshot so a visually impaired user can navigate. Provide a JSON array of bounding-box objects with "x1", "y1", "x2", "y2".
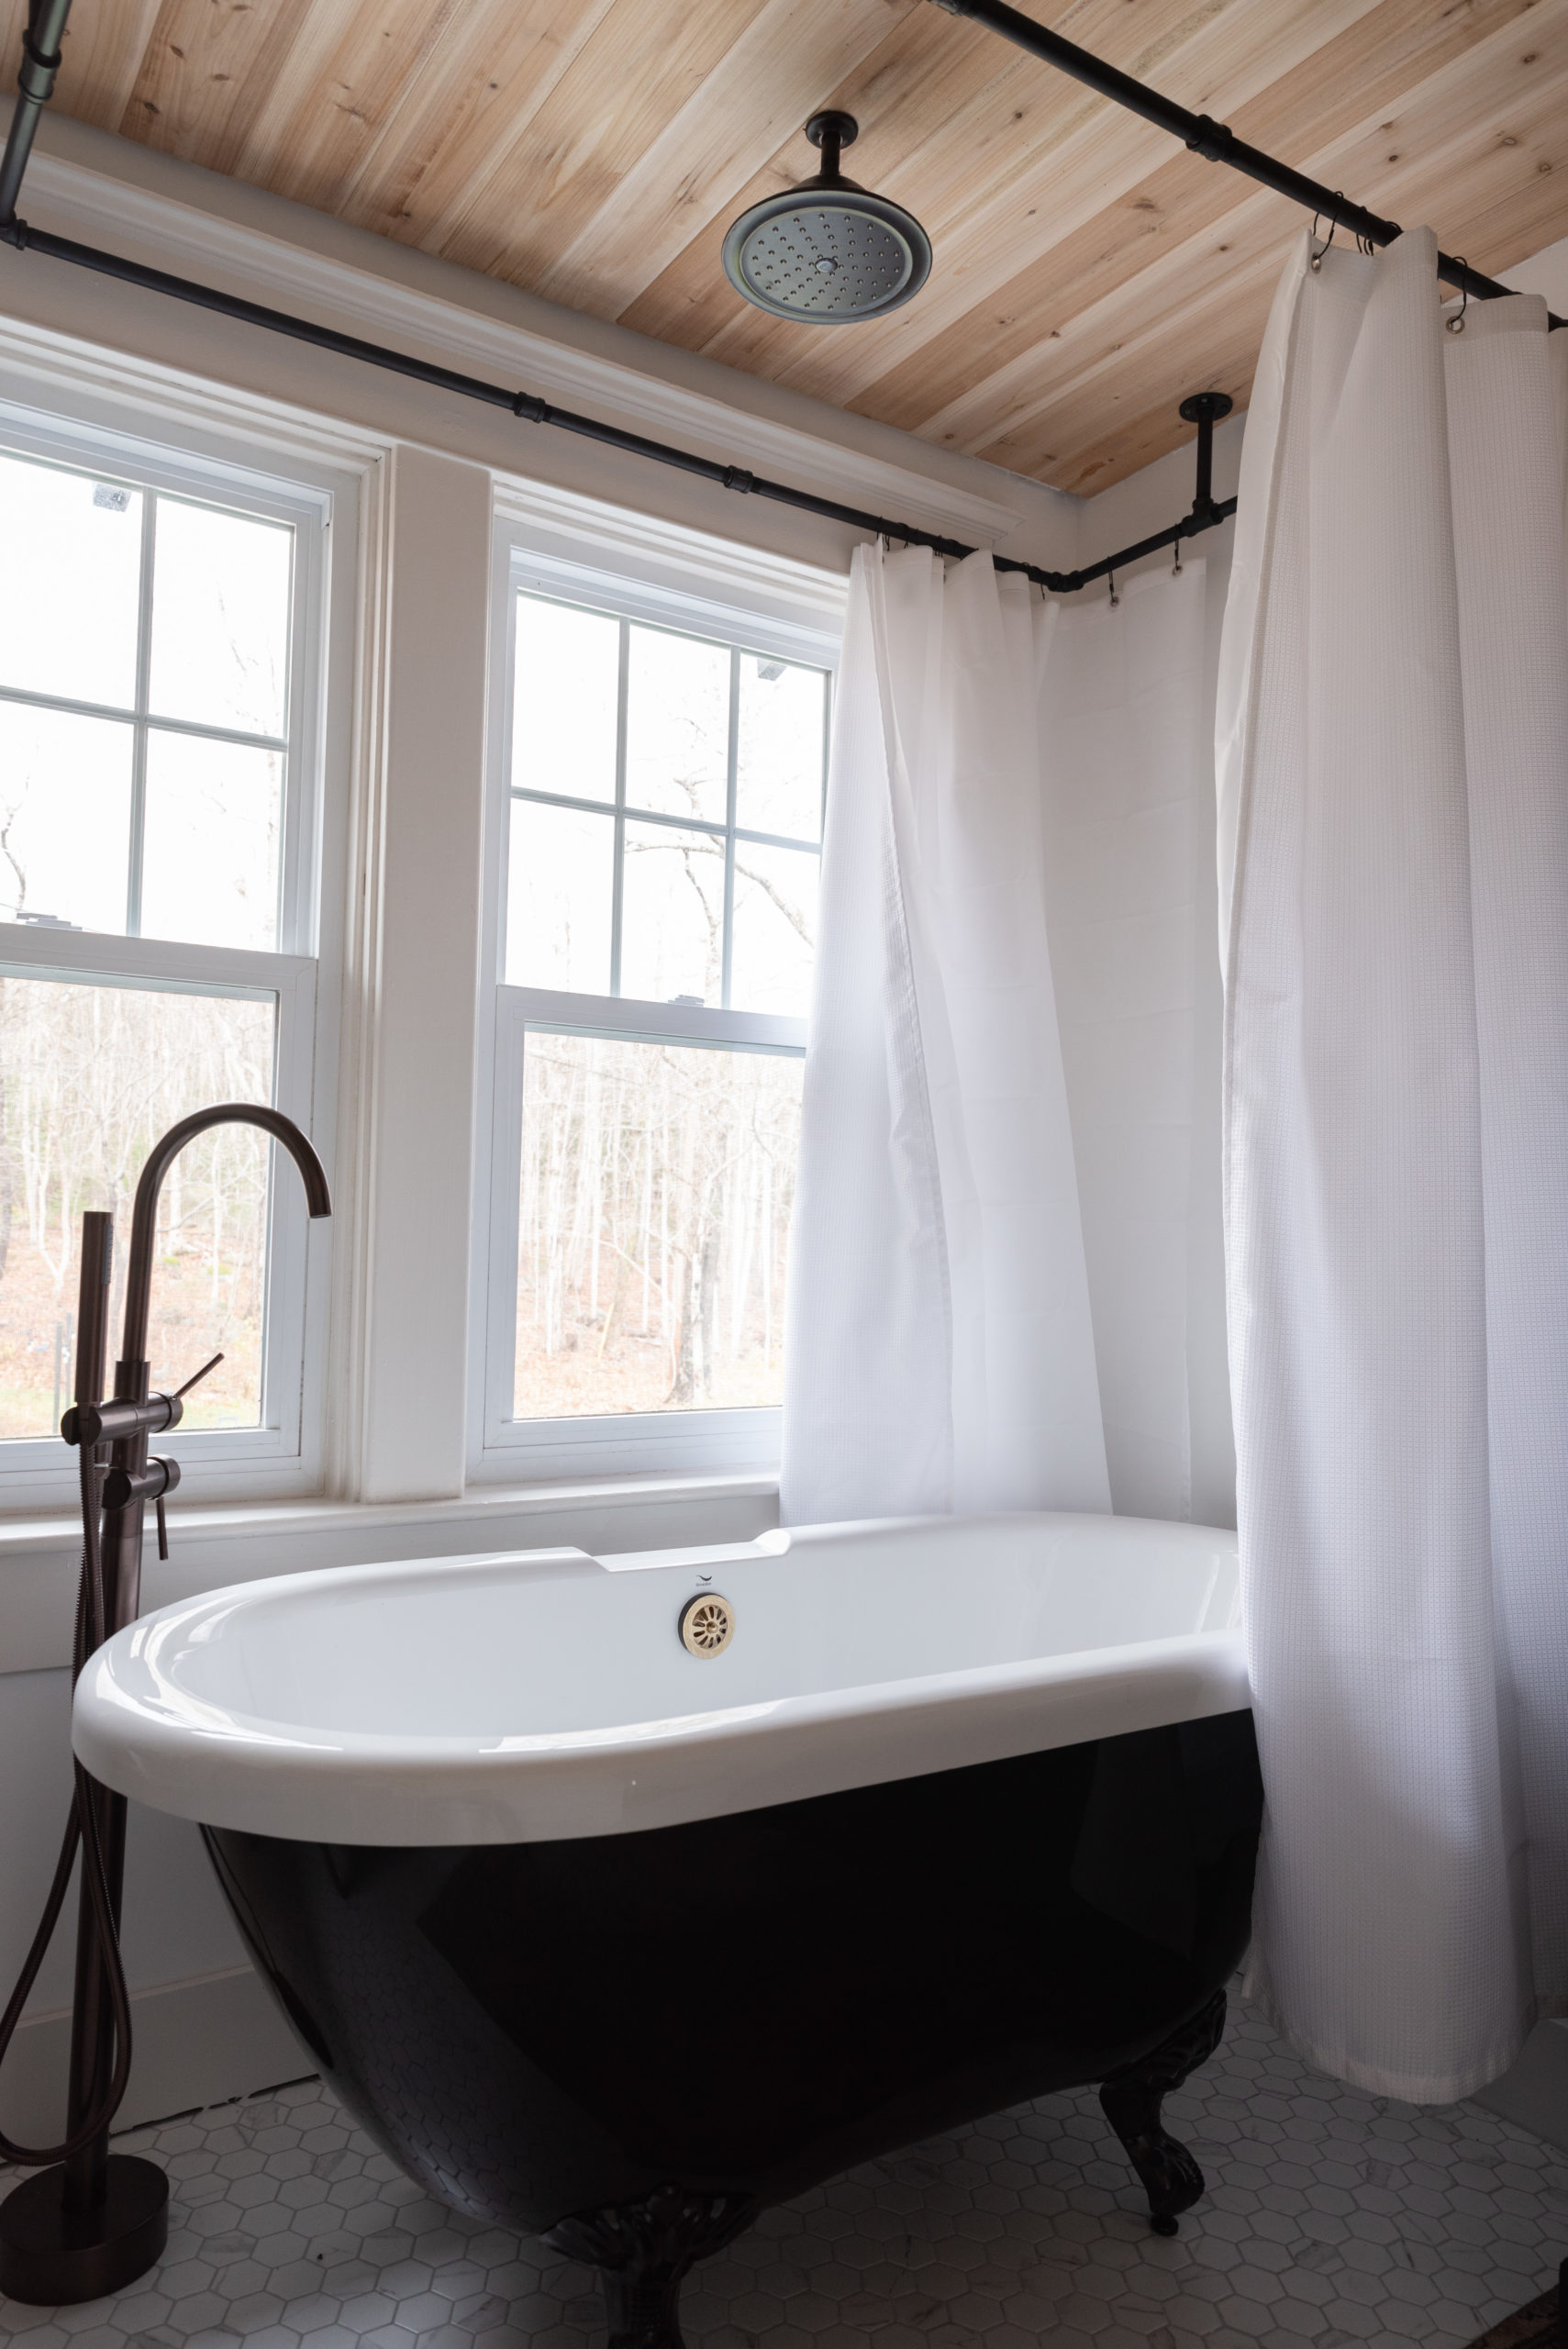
[{"x1": 1, "y1": 1965, "x2": 311, "y2": 2145}]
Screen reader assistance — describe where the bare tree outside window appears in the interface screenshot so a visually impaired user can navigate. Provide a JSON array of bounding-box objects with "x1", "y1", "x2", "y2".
[
  {"x1": 498, "y1": 585, "x2": 827, "y2": 1442},
  {"x1": 516, "y1": 1035, "x2": 802, "y2": 1419},
  {"x1": 0, "y1": 976, "x2": 275, "y2": 1438}
]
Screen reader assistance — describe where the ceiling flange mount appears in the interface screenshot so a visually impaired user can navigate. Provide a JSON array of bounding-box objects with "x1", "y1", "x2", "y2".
[
  {"x1": 1178, "y1": 392, "x2": 1235, "y2": 425},
  {"x1": 805, "y1": 109, "x2": 859, "y2": 161}
]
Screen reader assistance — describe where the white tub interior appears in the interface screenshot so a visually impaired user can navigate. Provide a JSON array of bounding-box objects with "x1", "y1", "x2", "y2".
[{"x1": 137, "y1": 1512, "x2": 1240, "y2": 1742}]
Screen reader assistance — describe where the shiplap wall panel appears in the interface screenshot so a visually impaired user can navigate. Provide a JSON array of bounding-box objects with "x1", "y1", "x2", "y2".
[{"x1": 1, "y1": 0, "x2": 1564, "y2": 492}]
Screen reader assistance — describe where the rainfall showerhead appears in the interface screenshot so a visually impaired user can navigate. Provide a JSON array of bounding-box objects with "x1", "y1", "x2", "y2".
[{"x1": 722, "y1": 113, "x2": 932, "y2": 325}]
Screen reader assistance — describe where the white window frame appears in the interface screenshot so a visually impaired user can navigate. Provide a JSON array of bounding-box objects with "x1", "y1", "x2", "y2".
[
  {"x1": 471, "y1": 513, "x2": 842, "y2": 1485},
  {"x1": 0, "y1": 392, "x2": 349, "y2": 1508}
]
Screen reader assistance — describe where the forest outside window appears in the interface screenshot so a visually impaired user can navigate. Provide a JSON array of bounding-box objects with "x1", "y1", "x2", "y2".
[
  {"x1": 0, "y1": 419, "x2": 327, "y2": 1498},
  {"x1": 483, "y1": 562, "x2": 837, "y2": 1478}
]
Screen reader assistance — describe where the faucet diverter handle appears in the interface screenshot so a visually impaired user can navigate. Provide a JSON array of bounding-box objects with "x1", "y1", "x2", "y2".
[
  {"x1": 101, "y1": 1455, "x2": 180, "y2": 1512},
  {"x1": 100, "y1": 1456, "x2": 180, "y2": 1557}
]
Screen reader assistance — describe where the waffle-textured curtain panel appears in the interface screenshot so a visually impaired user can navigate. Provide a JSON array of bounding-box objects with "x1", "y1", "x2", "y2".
[
  {"x1": 780, "y1": 543, "x2": 1109, "y2": 1526},
  {"x1": 1218, "y1": 228, "x2": 1568, "y2": 2099}
]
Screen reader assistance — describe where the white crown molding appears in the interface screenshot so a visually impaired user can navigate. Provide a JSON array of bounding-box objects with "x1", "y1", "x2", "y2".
[
  {"x1": 15, "y1": 141, "x2": 1031, "y2": 552},
  {"x1": 0, "y1": 310, "x2": 847, "y2": 645},
  {"x1": 0, "y1": 306, "x2": 390, "y2": 478}
]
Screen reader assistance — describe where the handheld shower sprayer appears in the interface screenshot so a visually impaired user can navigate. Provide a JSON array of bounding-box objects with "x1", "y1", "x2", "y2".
[{"x1": 0, "y1": 1107, "x2": 330, "y2": 2306}]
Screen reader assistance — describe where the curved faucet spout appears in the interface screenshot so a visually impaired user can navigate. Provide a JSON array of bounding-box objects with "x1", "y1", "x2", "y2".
[{"x1": 120, "y1": 1106, "x2": 330, "y2": 1374}]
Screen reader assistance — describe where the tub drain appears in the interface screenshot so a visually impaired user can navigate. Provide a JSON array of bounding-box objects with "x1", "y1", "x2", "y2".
[{"x1": 679, "y1": 1594, "x2": 734, "y2": 1656}]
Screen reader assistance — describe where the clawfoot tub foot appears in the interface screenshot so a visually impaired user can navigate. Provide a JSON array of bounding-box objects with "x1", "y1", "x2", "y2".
[
  {"x1": 1099, "y1": 1987, "x2": 1228, "y2": 2235},
  {"x1": 543, "y1": 2185, "x2": 759, "y2": 2348}
]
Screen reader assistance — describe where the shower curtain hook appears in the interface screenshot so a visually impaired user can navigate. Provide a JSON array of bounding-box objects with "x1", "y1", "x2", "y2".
[
  {"x1": 1172, "y1": 542, "x2": 1184, "y2": 577},
  {"x1": 1446, "y1": 262, "x2": 1470, "y2": 335},
  {"x1": 1309, "y1": 202, "x2": 1340, "y2": 274},
  {"x1": 1107, "y1": 567, "x2": 1120, "y2": 608}
]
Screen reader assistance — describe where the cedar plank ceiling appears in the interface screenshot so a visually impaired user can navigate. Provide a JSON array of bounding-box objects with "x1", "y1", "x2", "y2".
[{"x1": 5, "y1": 0, "x2": 1567, "y2": 494}]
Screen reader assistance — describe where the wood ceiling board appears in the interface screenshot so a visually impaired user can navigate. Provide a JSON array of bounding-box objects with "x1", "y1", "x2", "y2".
[
  {"x1": 8, "y1": 0, "x2": 1568, "y2": 497},
  {"x1": 616, "y1": 2, "x2": 991, "y2": 355},
  {"x1": 333, "y1": 0, "x2": 621, "y2": 250},
  {"x1": 925, "y1": 9, "x2": 1568, "y2": 462},
  {"x1": 981, "y1": 46, "x2": 1568, "y2": 484},
  {"x1": 430, "y1": 0, "x2": 778, "y2": 286},
  {"x1": 530, "y1": 0, "x2": 920, "y2": 319},
  {"x1": 223, "y1": 0, "x2": 466, "y2": 212},
  {"x1": 977, "y1": 226, "x2": 1282, "y2": 487},
  {"x1": 117, "y1": 0, "x2": 317, "y2": 177},
  {"x1": 851, "y1": 0, "x2": 1547, "y2": 440},
  {"x1": 676, "y1": 0, "x2": 1385, "y2": 406}
]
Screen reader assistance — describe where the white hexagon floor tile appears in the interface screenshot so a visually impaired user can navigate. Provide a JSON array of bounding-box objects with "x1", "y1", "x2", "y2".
[{"x1": 3, "y1": 1999, "x2": 1564, "y2": 2349}]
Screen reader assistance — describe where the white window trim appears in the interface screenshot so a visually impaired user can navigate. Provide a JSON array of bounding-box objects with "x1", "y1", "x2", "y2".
[
  {"x1": 0, "y1": 380, "x2": 361, "y2": 1509},
  {"x1": 469, "y1": 503, "x2": 841, "y2": 1486}
]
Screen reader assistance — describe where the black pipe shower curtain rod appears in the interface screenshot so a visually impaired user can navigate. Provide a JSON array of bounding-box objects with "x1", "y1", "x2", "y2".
[
  {"x1": 0, "y1": 203, "x2": 1229, "y2": 596},
  {"x1": 0, "y1": 0, "x2": 1555, "y2": 596}
]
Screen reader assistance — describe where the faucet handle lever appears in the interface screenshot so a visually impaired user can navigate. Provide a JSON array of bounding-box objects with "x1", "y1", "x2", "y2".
[
  {"x1": 172, "y1": 1351, "x2": 223, "y2": 1401},
  {"x1": 101, "y1": 1454, "x2": 181, "y2": 1513}
]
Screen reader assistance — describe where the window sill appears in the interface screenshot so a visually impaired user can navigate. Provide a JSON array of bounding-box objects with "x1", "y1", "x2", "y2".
[{"x1": 0, "y1": 1469, "x2": 781, "y2": 1676}]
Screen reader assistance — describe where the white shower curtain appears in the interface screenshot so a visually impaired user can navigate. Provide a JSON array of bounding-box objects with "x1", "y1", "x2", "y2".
[
  {"x1": 1040, "y1": 561, "x2": 1234, "y2": 1526},
  {"x1": 780, "y1": 543, "x2": 1110, "y2": 1525},
  {"x1": 1218, "y1": 226, "x2": 1568, "y2": 2099}
]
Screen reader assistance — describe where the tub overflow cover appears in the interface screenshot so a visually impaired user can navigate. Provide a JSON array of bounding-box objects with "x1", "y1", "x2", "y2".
[{"x1": 679, "y1": 1594, "x2": 735, "y2": 1656}]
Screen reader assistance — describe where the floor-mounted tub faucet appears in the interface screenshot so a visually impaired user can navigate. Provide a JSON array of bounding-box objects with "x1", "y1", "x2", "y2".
[{"x1": 0, "y1": 1105, "x2": 330, "y2": 2307}]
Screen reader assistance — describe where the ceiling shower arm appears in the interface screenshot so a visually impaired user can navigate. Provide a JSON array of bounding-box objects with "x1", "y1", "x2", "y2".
[
  {"x1": 0, "y1": 0, "x2": 72, "y2": 228},
  {"x1": 929, "y1": 0, "x2": 1565, "y2": 329}
]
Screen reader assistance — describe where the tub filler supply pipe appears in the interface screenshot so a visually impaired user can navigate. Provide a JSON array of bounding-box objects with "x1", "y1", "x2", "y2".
[
  {"x1": 0, "y1": 0, "x2": 70, "y2": 228},
  {"x1": 0, "y1": 1107, "x2": 330, "y2": 2308}
]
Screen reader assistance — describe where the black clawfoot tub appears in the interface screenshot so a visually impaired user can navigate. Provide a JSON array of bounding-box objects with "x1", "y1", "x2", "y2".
[{"x1": 75, "y1": 1512, "x2": 1261, "y2": 2349}]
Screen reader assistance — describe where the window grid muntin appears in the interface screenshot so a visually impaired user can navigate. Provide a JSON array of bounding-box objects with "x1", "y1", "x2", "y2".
[
  {"x1": 0, "y1": 444, "x2": 296, "y2": 944},
  {"x1": 509, "y1": 587, "x2": 826, "y2": 1010}
]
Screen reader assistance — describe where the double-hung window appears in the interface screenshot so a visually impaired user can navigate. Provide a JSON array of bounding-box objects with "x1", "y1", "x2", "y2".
[
  {"x1": 478, "y1": 529, "x2": 840, "y2": 1480},
  {"x1": 0, "y1": 407, "x2": 334, "y2": 1505}
]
